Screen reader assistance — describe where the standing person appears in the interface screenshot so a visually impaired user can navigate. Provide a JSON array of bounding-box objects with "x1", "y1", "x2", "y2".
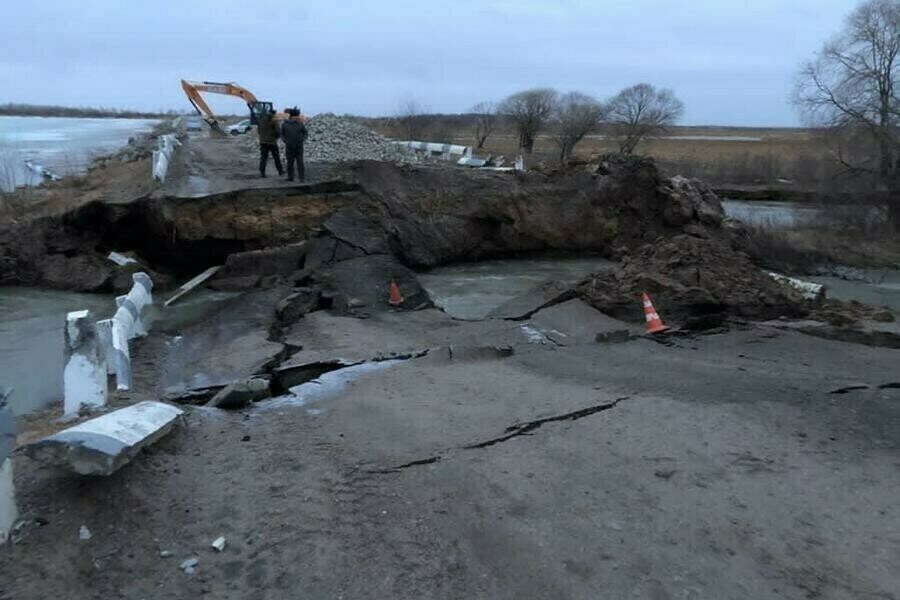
[
  {"x1": 257, "y1": 109, "x2": 283, "y2": 178},
  {"x1": 280, "y1": 108, "x2": 308, "y2": 182}
]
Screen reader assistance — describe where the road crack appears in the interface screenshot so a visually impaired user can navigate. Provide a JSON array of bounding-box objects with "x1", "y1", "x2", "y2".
[
  {"x1": 464, "y1": 396, "x2": 629, "y2": 449},
  {"x1": 369, "y1": 396, "x2": 630, "y2": 474}
]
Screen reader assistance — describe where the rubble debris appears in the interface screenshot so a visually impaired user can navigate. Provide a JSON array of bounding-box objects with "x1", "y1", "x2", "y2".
[
  {"x1": 206, "y1": 377, "x2": 271, "y2": 409},
  {"x1": 107, "y1": 251, "x2": 138, "y2": 267},
  {"x1": 211, "y1": 536, "x2": 226, "y2": 552},
  {"x1": 578, "y1": 235, "x2": 810, "y2": 323},
  {"x1": 165, "y1": 266, "x2": 222, "y2": 307},
  {"x1": 213, "y1": 243, "x2": 307, "y2": 289},
  {"x1": 24, "y1": 401, "x2": 184, "y2": 476},
  {"x1": 243, "y1": 114, "x2": 417, "y2": 163},
  {"x1": 276, "y1": 287, "x2": 322, "y2": 324},
  {"x1": 24, "y1": 159, "x2": 62, "y2": 181},
  {"x1": 767, "y1": 272, "x2": 825, "y2": 301},
  {"x1": 180, "y1": 557, "x2": 199, "y2": 575}
]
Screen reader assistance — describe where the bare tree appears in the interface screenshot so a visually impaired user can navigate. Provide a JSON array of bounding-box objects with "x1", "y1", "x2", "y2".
[
  {"x1": 795, "y1": 0, "x2": 900, "y2": 229},
  {"x1": 471, "y1": 101, "x2": 497, "y2": 149},
  {"x1": 499, "y1": 88, "x2": 558, "y2": 154},
  {"x1": 606, "y1": 84, "x2": 684, "y2": 154},
  {"x1": 552, "y1": 92, "x2": 605, "y2": 161},
  {"x1": 395, "y1": 99, "x2": 428, "y2": 140}
]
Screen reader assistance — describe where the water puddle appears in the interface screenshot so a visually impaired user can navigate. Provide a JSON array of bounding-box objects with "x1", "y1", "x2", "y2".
[
  {"x1": 810, "y1": 270, "x2": 900, "y2": 312},
  {"x1": 418, "y1": 256, "x2": 612, "y2": 319}
]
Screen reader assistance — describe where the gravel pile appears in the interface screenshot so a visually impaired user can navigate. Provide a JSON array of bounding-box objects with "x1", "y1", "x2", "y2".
[{"x1": 243, "y1": 114, "x2": 416, "y2": 164}]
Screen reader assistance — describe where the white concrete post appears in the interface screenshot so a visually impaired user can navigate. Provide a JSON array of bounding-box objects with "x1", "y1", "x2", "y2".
[
  {"x1": 64, "y1": 310, "x2": 108, "y2": 416},
  {"x1": 111, "y1": 319, "x2": 132, "y2": 391},
  {"x1": 95, "y1": 319, "x2": 116, "y2": 375},
  {"x1": 0, "y1": 388, "x2": 16, "y2": 545}
]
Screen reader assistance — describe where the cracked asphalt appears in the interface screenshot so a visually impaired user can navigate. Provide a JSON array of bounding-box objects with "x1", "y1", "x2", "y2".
[{"x1": 2, "y1": 306, "x2": 899, "y2": 599}]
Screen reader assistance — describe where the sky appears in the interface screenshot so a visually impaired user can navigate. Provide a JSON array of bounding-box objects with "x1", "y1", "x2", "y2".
[{"x1": 1, "y1": 0, "x2": 857, "y2": 126}]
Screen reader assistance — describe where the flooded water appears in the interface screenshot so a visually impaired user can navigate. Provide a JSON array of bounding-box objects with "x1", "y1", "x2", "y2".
[
  {"x1": 722, "y1": 199, "x2": 884, "y2": 228},
  {"x1": 0, "y1": 286, "x2": 237, "y2": 416},
  {"x1": 721, "y1": 199, "x2": 821, "y2": 227},
  {"x1": 419, "y1": 256, "x2": 613, "y2": 319},
  {"x1": 0, "y1": 288, "x2": 113, "y2": 415},
  {"x1": 0, "y1": 116, "x2": 159, "y2": 191},
  {"x1": 810, "y1": 270, "x2": 900, "y2": 312}
]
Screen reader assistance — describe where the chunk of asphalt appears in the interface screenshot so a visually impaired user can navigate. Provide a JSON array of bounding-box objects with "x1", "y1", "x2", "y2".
[
  {"x1": 24, "y1": 401, "x2": 184, "y2": 476},
  {"x1": 206, "y1": 377, "x2": 271, "y2": 409}
]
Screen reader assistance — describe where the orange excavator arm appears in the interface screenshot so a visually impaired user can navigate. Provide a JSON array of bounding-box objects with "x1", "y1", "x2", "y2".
[{"x1": 180, "y1": 79, "x2": 264, "y2": 130}]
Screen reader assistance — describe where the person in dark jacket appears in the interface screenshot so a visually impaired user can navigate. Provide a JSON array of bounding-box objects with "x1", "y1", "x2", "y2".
[
  {"x1": 257, "y1": 109, "x2": 283, "y2": 177},
  {"x1": 280, "y1": 108, "x2": 308, "y2": 182}
]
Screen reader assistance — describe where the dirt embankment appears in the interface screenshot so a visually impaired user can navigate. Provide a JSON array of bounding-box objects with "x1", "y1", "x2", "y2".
[{"x1": 0, "y1": 154, "x2": 814, "y2": 321}]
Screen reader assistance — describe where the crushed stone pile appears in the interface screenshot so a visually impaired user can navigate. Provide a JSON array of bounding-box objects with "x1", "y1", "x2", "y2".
[{"x1": 243, "y1": 114, "x2": 417, "y2": 164}]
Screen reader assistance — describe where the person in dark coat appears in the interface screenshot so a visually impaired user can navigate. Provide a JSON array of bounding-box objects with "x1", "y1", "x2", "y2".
[
  {"x1": 280, "y1": 108, "x2": 308, "y2": 182},
  {"x1": 257, "y1": 109, "x2": 283, "y2": 178}
]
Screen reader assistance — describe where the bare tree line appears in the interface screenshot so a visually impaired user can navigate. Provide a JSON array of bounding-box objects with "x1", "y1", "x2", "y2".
[
  {"x1": 393, "y1": 84, "x2": 684, "y2": 159},
  {"x1": 476, "y1": 84, "x2": 684, "y2": 160}
]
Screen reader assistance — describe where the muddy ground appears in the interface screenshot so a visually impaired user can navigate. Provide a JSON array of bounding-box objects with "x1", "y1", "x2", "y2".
[
  {"x1": 2, "y1": 124, "x2": 899, "y2": 599},
  {"x1": 2, "y1": 301, "x2": 899, "y2": 599}
]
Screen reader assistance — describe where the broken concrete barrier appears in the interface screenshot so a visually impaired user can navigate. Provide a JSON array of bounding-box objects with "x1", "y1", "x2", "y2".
[
  {"x1": 767, "y1": 272, "x2": 825, "y2": 301},
  {"x1": 206, "y1": 377, "x2": 271, "y2": 409},
  {"x1": 64, "y1": 310, "x2": 108, "y2": 417},
  {"x1": 152, "y1": 133, "x2": 180, "y2": 183},
  {"x1": 97, "y1": 272, "x2": 154, "y2": 391},
  {"x1": 25, "y1": 401, "x2": 184, "y2": 476},
  {"x1": 1, "y1": 388, "x2": 16, "y2": 545}
]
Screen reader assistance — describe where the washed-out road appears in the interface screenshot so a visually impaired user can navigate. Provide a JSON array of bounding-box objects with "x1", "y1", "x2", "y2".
[{"x1": 2, "y1": 303, "x2": 899, "y2": 600}]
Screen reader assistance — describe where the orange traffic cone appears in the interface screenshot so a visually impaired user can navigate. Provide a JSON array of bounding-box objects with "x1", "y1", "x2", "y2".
[
  {"x1": 389, "y1": 279, "x2": 405, "y2": 306},
  {"x1": 642, "y1": 292, "x2": 670, "y2": 334}
]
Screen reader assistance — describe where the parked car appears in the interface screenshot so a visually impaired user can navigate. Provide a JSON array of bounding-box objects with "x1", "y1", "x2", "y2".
[
  {"x1": 228, "y1": 119, "x2": 252, "y2": 135},
  {"x1": 185, "y1": 116, "x2": 203, "y2": 131}
]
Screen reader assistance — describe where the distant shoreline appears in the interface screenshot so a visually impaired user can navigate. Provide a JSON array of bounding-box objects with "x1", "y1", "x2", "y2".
[{"x1": 0, "y1": 103, "x2": 175, "y2": 120}]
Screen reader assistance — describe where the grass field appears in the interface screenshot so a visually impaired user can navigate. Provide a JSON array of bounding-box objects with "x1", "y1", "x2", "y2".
[{"x1": 364, "y1": 118, "x2": 846, "y2": 192}]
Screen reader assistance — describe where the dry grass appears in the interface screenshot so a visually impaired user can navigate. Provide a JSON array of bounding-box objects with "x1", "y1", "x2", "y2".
[
  {"x1": 741, "y1": 222, "x2": 900, "y2": 273},
  {"x1": 366, "y1": 118, "x2": 844, "y2": 190}
]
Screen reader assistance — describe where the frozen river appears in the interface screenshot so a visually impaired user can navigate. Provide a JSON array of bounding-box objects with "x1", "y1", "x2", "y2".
[{"x1": 0, "y1": 116, "x2": 158, "y2": 191}]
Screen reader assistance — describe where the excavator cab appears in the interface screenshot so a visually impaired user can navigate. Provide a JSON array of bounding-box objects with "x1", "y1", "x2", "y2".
[{"x1": 249, "y1": 101, "x2": 273, "y2": 125}]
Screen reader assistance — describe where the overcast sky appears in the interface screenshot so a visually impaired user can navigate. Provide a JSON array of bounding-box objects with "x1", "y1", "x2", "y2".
[{"x1": 2, "y1": 0, "x2": 856, "y2": 126}]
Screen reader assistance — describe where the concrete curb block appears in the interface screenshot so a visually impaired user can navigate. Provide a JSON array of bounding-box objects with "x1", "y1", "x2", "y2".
[
  {"x1": 63, "y1": 310, "x2": 108, "y2": 416},
  {"x1": 767, "y1": 272, "x2": 825, "y2": 301},
  {"x1": 0, "y1": 388, "x2": 15, "y2": 545},
  {"x1": 0, "y1": 459, "x2": 15, "y2": 545},
  {"x1": 25, "y1": 401, "x2": 184, "y2": 476},
  {"x1": 394, "y1": 140, "x2": 472, "y2": 160},
  {"x1": 104, "y1": 272, "x2": 153, "y2": 392},
  {"x1": 152, "y1": 133, "x2": 181, "y2": 183}
]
